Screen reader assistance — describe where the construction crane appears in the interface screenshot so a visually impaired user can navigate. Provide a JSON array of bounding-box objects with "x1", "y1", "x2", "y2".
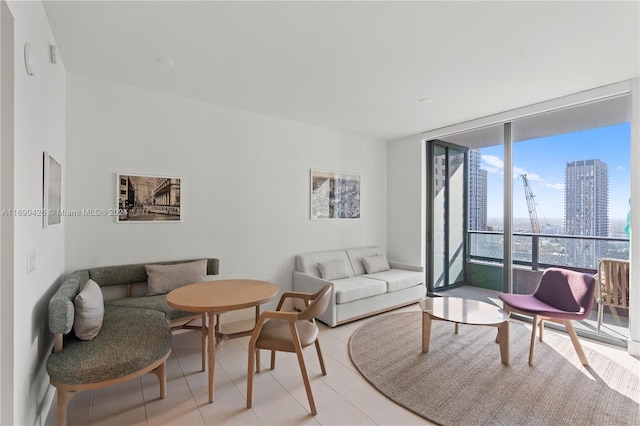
[{"x1": 521, "y1": 174, "x2": 540, "y2": 233}]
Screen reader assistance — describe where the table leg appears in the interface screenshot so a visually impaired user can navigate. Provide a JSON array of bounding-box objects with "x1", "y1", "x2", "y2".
[
  {"x1": 422, "y1": 313, "x2": 432, "y2": 352},
  {"x1": 208, "y1": 312, "x2": 215, "y2": 402},
  {"x1": 201, "y1": 313, "x2": 207, "y2": 372},
  {"x1": 498, "y1": 321, "x2": 509, "y2": 365},
  {"x1": 255, "y1": 305, "x2": 260, "y2": 371}
]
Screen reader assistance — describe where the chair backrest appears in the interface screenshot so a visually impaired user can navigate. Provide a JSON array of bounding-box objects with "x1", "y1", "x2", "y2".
[
  {"x1": 533, "y1": 268, "x2": 596, "y2": 317},
  {"x1": 298, "y1": 285, "x2": 332, "y2": 321},
  {"x1": 596, "y1": 258, "x2": 630, "y2": 308}
]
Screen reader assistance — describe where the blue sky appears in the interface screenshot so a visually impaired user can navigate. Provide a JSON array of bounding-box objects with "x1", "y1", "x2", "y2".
[{"x1": 480, "y1": 123, "x2": 631, "y2": 221}]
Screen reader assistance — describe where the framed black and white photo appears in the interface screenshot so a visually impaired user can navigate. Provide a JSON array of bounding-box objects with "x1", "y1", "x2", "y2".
[
  {"x1": 116, "y1": 174, "x2": 181, "y2": 223},
  {"x1": 310, "y1": 169, "x2": 360, "y2": 219},
  {"x1": 43, "y1": 151, "x2": 62, "y2": 228}
]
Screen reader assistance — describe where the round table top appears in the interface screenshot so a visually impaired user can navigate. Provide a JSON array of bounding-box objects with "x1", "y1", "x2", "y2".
[
  {"x1": 419, "y1": 296, "x2": 509, "y2": 326},
  {"x1": 166, "y1": 279, "x2": 279, "y2": 313}
]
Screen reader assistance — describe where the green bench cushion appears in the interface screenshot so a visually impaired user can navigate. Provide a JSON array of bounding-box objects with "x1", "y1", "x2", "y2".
[
  {"x1": 47, "y1": 306, "x2": 171, "y2": 385},
  {"x1": 106, "y1": 295, "x2": 198, "y2": 320}
]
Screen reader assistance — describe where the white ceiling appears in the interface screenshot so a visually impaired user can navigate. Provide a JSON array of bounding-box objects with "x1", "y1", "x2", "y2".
[{"x1": 42, "y1": 1, "x2": 640, "y2": 142}]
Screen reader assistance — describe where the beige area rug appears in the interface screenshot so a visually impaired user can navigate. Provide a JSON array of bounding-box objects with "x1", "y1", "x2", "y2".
[{"x1": 348, "y1": 312, "x2": 639, "y2": 426}]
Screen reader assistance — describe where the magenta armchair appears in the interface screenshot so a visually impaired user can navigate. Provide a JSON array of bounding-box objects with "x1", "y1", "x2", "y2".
[{"x1": 499, "y1": 268, "x2": 596, "y2": 366}]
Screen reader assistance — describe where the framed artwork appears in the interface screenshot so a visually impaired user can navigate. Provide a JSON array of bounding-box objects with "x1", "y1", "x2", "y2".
[
  {"x1": 310, "y1": 169, "x2": 360, "y2": 219},
  {"x1": 43, "y1": 151, "x2": 62, "y2": 228},
  {"x1": 116, "y1": 174, "x2": 181, "y2": 223}
]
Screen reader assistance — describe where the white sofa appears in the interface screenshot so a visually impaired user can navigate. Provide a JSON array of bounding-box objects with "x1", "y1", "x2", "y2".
[{"x1": 292, "y1": 246, "x2": 425, "y2": 327}]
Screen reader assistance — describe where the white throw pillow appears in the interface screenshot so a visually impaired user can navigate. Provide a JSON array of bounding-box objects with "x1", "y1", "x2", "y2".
[
  {"x1": 318, "y1": 259, "x2": 351, "y2": 280},
  {"x1": 145, "y1": 259, "x2": 207, "y2": 296},
  {"x1": 74, "y1": 279, "x2": 104, "y2": 340},
  {"x1": 362, "y1": 254, "x2": 391, "y2": 274}
]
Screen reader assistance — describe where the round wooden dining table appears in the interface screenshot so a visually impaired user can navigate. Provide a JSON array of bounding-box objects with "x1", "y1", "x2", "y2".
[{"x1": 166, "y1": 279, "x2": 279, "y2": 403}]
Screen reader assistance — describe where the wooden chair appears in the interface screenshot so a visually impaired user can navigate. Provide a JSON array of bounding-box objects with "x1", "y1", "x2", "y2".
[
  {"x1": 595, "y1": 258, "x2": 630, "y2": 332},
  {"x1": 246, "y1": 285, "x2": 332, "y2": 415},
  {"x1": 499, "y1": 268, "x2": 596, "y2": 366}
]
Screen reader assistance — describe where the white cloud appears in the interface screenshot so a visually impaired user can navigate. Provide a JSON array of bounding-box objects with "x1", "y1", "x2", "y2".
[
  {"x1": 617, "y1": 165, "x2": 627, "y2": 171},
  {"x1": 481, "y1": 155, "x2": 552, "y2": 188},
  {"x1": 545, "y1": 183, "x2": 564, "y2": 190},
  {"x1": 481, "y1": 155, "x2": 504, "y2": 175},
  {"x1": 513, "y1": 166, "x2": 542, "y2": 181}
]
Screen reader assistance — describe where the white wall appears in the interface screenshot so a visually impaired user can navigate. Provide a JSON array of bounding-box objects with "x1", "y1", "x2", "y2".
[
  {"x1": 3, "y1": 1, "x2": 66, "y2": 425},
  {"x1": 387, "y1": 134, "x2": 424, "y2": 266},
  {"x1": 65, "y1": 73, "x2": 388, "y2": 309}
]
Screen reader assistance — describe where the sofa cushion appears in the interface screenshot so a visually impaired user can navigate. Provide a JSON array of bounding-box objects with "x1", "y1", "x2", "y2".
[
  {"x1": 73, "y1": 279, "x2": 104, "y2": 340},
  {"x1": 146, "y1": 259, "x2": 207, "y2": 296},
  {"x1": 318, "y1": 259, "x2": 352, "y2": 280},
  {"x1": 362, "y1": 254, "x2": 391, "y2": 274},
  {"x1": 296, "y1": 250, "x2": 354, "y2": 278},
  {"x1": 333, "y1": 276, "x2": 387, "y2": 304},
  {"x1": 366, "y1": 269, "x2": 424, "y2": 293},
  {"x1": 346, "y1": 246, "x2": 385, "y2": 276}
]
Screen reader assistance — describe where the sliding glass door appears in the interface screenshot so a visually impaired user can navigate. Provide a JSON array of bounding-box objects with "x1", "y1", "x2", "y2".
[{"x1": 427, "y1": 141, "x2": 467, "y2": 292}]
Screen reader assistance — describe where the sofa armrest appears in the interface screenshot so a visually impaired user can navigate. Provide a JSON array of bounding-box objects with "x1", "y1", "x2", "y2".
[
  {"x1": 292, "y1": 271, "x2": 332, "y2": 293},
  {"x1": 49, "y1": 270, "x2": 90, "y2": 335},
  {"x1": 389, "y1": 260, "x2": 424, "y2": 272}
]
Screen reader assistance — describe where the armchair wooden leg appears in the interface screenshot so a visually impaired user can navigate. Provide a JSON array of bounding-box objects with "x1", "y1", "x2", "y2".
[
  {"x1": 529, "y1": 315, "x2": 540, "y2": 366},
  {"x1": 564, "y1": 320, "x2": 589, "y2": 366},
  {"x1": 314, "y1": 340, "x2": 327, "y2": 375},
  {"x1": 247, "y1": 347, "x2": 255, "y2": 408},
  {"x1": 290, "y1": 323, "x2": 317, "y2": 415},
  {"x1": 539, "y1": 319, "x2": 545, "y2": 342},
  {"x1": 597, "y1": 304, "x2": 604, "y2": 332},
  {"x1": 270, "y1": 350, "x2": 276, "y2": 370}
]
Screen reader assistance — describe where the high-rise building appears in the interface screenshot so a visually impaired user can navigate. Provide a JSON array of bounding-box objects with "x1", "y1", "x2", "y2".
[
  {"x1": 564, "y1": 159, "x2": 609, "y2": 236},
  {"x1": 468, "y1": 149, "x2": 487, "y2": 231},
  {"x1": 564, "y1": 159, "x2": 609, "y2": 266}
]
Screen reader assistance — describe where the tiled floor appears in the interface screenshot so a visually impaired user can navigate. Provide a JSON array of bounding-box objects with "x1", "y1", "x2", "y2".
[{"x1": 47, "y1": 288, "x2": 638, "y2": 426}]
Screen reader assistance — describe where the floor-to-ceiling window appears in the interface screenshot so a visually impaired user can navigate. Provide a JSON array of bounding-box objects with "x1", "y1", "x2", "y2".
[{"x1": 426, "y1": 90, "x2": 632, "y2": 344}]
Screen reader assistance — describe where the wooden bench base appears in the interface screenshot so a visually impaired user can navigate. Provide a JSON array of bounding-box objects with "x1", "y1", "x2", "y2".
[{"x1": 51, "y1": 350, "x2": 170, "y2": 426}]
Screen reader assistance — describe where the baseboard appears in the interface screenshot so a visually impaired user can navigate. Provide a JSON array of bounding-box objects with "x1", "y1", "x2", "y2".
[
  {"x1": 628, "y1": 338, "x2": 640, "y2": 357},
  {"x1": 40, "y1": 384, "x2": 56, "y2": 426}
]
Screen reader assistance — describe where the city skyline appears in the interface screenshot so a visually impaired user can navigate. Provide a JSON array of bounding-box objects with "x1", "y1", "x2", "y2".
[{"x1": 479, "y1": 123, "x2": 630, "y2": 222}]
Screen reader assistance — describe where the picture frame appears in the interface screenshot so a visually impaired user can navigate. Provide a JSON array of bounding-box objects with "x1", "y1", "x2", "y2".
[
  {"x1": 43, "y1": 151, "x2": 62, "y2": 228},
  {"x1": 310, "y1": 169, "x2": 360, "y2": 219},
  {"x1": 116, "y1": 174, "x2": 181, "y2": 223}
]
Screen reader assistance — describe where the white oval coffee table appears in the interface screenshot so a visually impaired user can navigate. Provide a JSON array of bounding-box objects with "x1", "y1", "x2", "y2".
[{"x1": 419, "y1": 296, "x2": 510, "y2": 364}]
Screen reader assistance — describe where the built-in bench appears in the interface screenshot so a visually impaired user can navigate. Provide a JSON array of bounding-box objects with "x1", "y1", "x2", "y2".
[{"x1": 47, "y1": 258, "x2": 219, "y2": 425}]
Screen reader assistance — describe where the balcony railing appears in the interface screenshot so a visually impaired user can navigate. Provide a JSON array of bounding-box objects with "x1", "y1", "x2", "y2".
[{"x1": 468, "y1": 230, "x2": 630, "y2": 272}]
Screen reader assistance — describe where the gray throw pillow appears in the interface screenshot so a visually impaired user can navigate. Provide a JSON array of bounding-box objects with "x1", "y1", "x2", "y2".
[
  {"x1": 318, "y1": 259, "x2": 351, "y2": 280},
  {"x1": 145, "y1": 259, "x2": 207, "y2": 296},
  {"x1": 74, "y1": 279, "x2": 104, "y2": 340},
  {"x1": 362, "y1": 254, "x2": 391, "y2": 274}
]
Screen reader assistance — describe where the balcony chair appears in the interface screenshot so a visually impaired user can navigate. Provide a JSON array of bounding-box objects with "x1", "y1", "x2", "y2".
[
  {"x1": 246, "y1": 285, "x2": 332, "y2": 415},
  {"x1": 595, "y1": 258, "x2": 630, "y2": 332},
  {"x1": 499, "y1": 268, "x2": 596, "y2": 366}
]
